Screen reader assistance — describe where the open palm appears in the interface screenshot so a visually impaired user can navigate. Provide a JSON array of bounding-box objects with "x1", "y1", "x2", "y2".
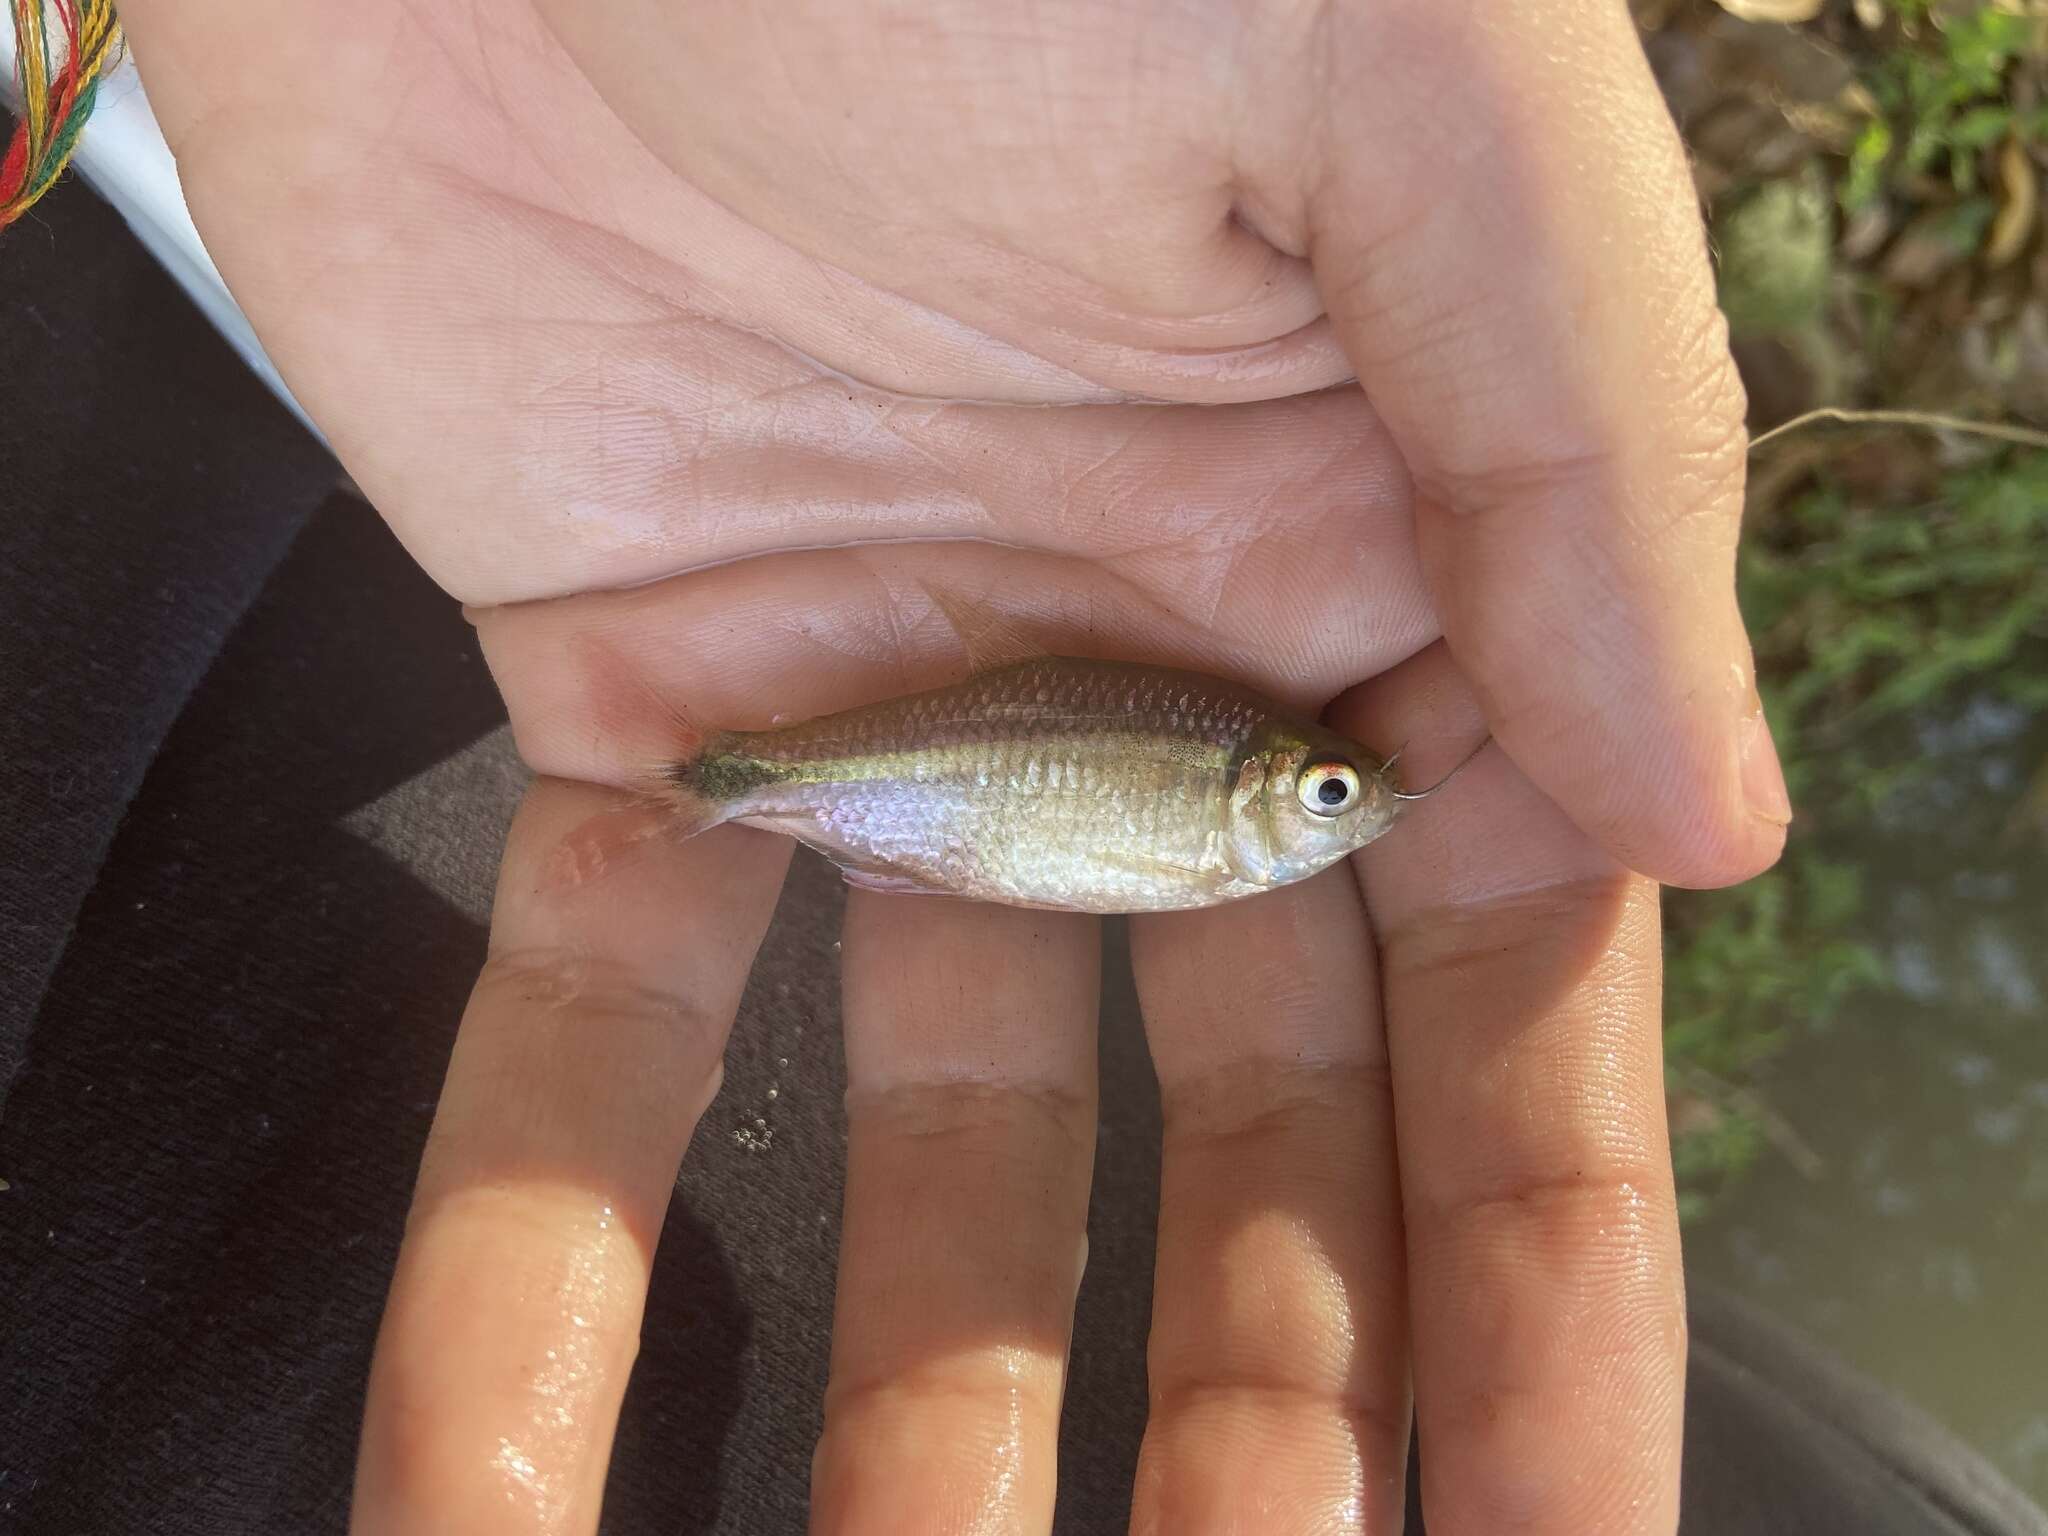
[{"x1": 122, "y1": 2, "x2": 1785, "y2": 1530}]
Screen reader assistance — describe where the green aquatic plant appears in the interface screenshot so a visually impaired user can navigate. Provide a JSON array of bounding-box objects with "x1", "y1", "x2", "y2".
[{"x1": 1666, "y1": 446, "x2": 2048, "y2": 1208}]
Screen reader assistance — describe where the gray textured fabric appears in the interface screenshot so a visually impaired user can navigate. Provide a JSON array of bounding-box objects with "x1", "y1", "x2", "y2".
[
  {"x1": 1682, "y1": 1288, "x2": 2048, "y2": 1536},
  {"x1": 0, "y1": 140, "x2": 338, "y2": 1120}
]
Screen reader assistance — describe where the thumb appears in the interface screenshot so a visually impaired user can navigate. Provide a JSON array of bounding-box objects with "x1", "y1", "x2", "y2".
[{"x1": 1303, "y1": 0, "x2": 1788, "y2": 888}]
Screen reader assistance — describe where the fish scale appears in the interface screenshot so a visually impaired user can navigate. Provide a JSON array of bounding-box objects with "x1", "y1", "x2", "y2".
[{"x1": 663, "y1": 655, "x2": 1406, "y2": 913}]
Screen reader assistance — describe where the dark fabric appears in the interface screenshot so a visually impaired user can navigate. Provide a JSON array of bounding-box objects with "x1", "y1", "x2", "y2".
[
  {"x1": 3, "y1": 177, "x2": 2044, "y2": 1536},
  {"x1": 0, "y1": 137, "x2": 340, "y2": 1118},
  {"x1": 1679, "y1": 1288, "x2": 2048, "y2": 1536}
]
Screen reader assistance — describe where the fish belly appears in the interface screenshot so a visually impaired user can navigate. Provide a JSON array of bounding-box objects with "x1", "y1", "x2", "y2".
[{"x1": 725, "y1": 661, "x2": 1266, "y2": 912}]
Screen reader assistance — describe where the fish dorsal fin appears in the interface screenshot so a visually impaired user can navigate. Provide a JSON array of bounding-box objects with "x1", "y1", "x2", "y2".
[{"x1": 918, "y1": 579, "x2": 1048, "y2": 675}]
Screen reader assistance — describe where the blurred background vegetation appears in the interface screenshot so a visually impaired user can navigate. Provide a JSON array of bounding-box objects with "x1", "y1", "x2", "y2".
[
  {"x1": 1636, "y1": 0, "x2": 2047, "y2": 1204},
  {"x1": 1643, "y1": 0, "x2": 2048, "y2": 1495}
]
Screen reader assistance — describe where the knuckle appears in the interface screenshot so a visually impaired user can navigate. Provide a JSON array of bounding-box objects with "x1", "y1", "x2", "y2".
[
  {"x1": 1422, "y1": 1162, "x2": 1669, "y2": 1238},
  {"x1": 1158, "y1": 1058, "x2": 1391, "y2": 1146},
  {"x1": 1412, "y1": 298, "x2": 1752, "y2": 547},
  {"x1": 843, "y1": 1077, "x2": 1094, "y2": 1151},
  {"x1": 1655, "y1": 309, "x2": 1752, "y2": 537},
  {"x1": 1378, "y1": 875, "x2": 1635, "y2": 983},
  {"x1": 1148, "y1": 1373, "x2": 1409, "y2": 1448},
  {"x1": 472, "y1": 945, "x2": 700, "y2": 1030},
  {"x1": 821, "y1": 1355, "x2": 1065, "y2": 1436},
  {"x1": 465, "y1": 946, "x2": 730, "y2": 1099},
  {"x1": 1410, "y1": 438, "x2": 1618, "y2": 525},
  {"x1": 1669, "y1": 291, "x2": 1748, "y2": 425},
  {"x1": 1424, "y1": 1270, "x2": 1687, "y2": 1531}
]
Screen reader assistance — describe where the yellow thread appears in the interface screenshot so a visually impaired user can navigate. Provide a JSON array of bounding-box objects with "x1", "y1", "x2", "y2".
[{"x1": 3, "y1": 0, "x2": 124, "y2": 227}]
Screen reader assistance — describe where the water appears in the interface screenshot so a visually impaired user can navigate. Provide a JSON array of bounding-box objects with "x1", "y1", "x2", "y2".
[{"x1": 1686, "y1": 718, "x2": 2048, "y2": 1500}]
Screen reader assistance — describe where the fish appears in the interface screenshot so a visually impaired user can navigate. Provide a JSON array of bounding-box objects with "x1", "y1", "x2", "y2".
[{"x1": 658, "y1": 607, "x2": 1481, "y2": 914}]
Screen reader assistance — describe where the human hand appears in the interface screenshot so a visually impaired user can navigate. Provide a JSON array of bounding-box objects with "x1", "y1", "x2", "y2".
[{"x1": 119, "y1": 0, "x2": 1775, "y2": 1528}]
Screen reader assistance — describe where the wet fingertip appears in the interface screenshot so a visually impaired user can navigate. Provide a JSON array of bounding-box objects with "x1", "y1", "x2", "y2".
[
  {"x1": 1738, "y1": 703, "x2": 1794, "y2": 829},
  {"x1": 1647, "y1": 697, "x2": 1793, "y2": 888}
]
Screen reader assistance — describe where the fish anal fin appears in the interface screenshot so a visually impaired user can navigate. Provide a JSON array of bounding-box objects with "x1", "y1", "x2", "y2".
[
  {"x1": 661, "y1": 783, "x2": 729, "y2": 842},
  {"x1": 739, "y1": 813, "x2": 956, "y2": 898},
  {"x1": 917, "y1": 579, "x2": 1048, "y2": 675},
  {"x1": 836, "y1": 864, "x2": 950, "y2": 898}
]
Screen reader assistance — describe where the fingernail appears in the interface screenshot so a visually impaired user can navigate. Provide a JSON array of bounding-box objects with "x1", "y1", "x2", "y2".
[{"x1": 1738, "y1": 704, "x2": 1793, "y2": 827}]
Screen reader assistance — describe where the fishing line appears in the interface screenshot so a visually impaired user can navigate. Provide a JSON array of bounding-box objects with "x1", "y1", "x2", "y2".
[
  {"x1": 1389, "y1": 735, "x2": 1492, "y2": 802},
  {"x1": 1749, "y1": 407, "x2": 2048, "y2": 453}
]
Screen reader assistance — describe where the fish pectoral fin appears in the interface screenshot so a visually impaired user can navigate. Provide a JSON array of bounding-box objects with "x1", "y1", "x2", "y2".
[
  {"x1": 832, "y1": 862, "x2": 950, "y2": 898},
  {"x1": 917, "y1": 579, "x2": 1048, "y2": 674},
  {"x1": 1096, "y1": 848, "x2": 1231, "y2": 895}
]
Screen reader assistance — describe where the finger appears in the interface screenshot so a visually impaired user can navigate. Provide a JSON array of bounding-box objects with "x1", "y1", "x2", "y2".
[
  {"x1": 352, "y1": 780, "x2": 790, "y2": 1536},
  {"x1": 471, "y1": 541, "x2": 1435, "y2": 792},
  {"x1": 1336, "y1": 646, "x2": 1684, "y2": 1536},
  {"x1": 1126, "y1": 873, "x2": 1408, "y2": 1534},
  {"x1": 1259, "y1": 0, "x2": 1787, "y2": 888},
  {"x1": 816, "y1": 893, "x2": 1099, "y2": 1534}
]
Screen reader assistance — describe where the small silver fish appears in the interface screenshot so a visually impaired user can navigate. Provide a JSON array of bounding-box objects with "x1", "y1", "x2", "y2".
[{"x1": 664, "y1": 649, "x2": 1474, "y2": 914}]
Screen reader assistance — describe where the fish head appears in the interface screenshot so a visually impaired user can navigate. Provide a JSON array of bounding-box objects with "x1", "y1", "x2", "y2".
[{"x1": 1226, "y1": 721, "x2": 1401, "y2": 887}]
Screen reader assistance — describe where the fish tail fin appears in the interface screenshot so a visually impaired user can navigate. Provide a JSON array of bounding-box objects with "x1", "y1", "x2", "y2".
[
  {"x1": 652, "y1": 747, "x2": 731, "y2": 842},
  {"x1": 613, "y1": 668, "x2": 731, "y2": 841},
  {"x1": 611, "y1": 747, "x2": 727, "y2": 842}
]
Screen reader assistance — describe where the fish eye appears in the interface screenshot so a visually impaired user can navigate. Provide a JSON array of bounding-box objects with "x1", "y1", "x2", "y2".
[{"x1": 1297, "y1": 759, "x2": 1361, "y2": 817}]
